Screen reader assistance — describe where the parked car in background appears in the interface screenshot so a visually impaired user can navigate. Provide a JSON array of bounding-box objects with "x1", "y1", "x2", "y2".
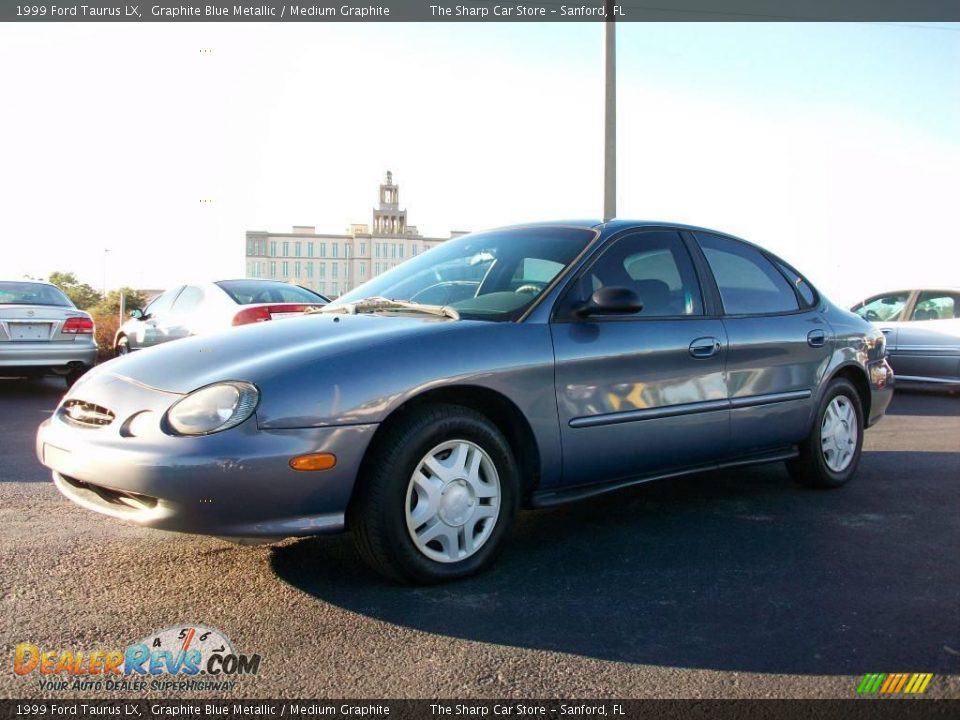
[
  {"x1": 851, "y1": 288, "x2": 960, "y2": 390},
  {"x1": 0, "y1": 280, "x2": 97, "y2": 387},
  {"x1": 38, "y1": 221, "x2": 893, "y2": 583},
  {"x1": 114, "y1": 279, "x2": 329, "y2": 356}
]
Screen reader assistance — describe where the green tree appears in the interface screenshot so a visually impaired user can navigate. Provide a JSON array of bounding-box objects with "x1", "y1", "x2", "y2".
[
  {"x1": 94, "y1": 287, "x2": 148, "y2": 316},
  {"x1": 47, "y1": 271, "x2": 103, "y2": 310}
]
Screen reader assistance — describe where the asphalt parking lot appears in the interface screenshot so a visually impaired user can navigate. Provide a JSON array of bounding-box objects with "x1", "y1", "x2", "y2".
[{"x1": 1, "y1": 378, "x2": 958, "y2": 699}]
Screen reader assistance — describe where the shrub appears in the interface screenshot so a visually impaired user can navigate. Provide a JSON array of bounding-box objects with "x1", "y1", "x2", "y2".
[{"x1": 90, "y1": 310, "x2": 120, "y2": 363}]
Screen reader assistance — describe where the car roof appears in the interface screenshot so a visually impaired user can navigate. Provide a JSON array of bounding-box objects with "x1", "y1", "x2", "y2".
[
  {"x1": 857, "y1": 287, "x2": 960, "y2": 299},
  {"x1": 488, "y1": 219, "x2": 754, "y2": 242}
]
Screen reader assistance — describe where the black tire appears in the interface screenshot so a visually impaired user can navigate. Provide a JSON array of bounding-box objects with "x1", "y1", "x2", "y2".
[
  {"x1": 64, "y1": 367, "x2": 87, "y2": 389},
  {"x1": 349, "y1": 403, "x2": 520, "y2": 584},
  {"x1": 115, "y1": 335, "x2": 129, "y2": 357},
  {"x1": 788, "y1": 377, "x2": 864, "y2": 489}
]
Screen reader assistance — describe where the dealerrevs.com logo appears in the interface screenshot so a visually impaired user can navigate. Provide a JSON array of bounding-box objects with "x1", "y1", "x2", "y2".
[{"x1": 14, "y1": 625, "x2": 261, "y2": 693}]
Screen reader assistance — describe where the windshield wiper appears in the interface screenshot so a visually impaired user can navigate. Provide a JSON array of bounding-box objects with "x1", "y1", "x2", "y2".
[{"x1": 316, "y1": 296, "x2": 460, "y2": 320}]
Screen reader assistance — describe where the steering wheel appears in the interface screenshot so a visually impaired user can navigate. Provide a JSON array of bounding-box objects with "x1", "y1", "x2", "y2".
[
  {"x1": 864, "y1": 309, "x2": 880, "y2": 321},
  {"x1": 514, "y1": 284, "x2": 544, "y2": 296}
]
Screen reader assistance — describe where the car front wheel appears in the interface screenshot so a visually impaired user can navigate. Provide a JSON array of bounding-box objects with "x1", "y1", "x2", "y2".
[
  {"x1": 350, "y1": 404, "x2": 519, "y2": 583},
  {"x1": 788, "y1": 377, "x2": 864, "y2": 488}
]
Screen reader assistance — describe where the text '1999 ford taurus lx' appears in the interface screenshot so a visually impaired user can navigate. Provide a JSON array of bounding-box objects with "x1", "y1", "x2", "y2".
[{"x1": 37, "y1": 222, "x2": 894, "y2": 582}]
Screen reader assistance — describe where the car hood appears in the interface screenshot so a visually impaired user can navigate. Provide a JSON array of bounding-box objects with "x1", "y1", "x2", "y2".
[{"x1": 94, "y1": 312, "x2": 457, "y2": 394}]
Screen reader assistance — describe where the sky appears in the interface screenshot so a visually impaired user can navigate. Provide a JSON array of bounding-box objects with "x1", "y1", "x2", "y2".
[{"x1": 0, "y1": 21, "x2": 958, "y2": 306}]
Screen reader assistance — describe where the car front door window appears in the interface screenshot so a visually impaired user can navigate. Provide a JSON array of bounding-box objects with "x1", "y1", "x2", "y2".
[{"x1": 853, "y1": 293, "x2": 910, "y2": 323}]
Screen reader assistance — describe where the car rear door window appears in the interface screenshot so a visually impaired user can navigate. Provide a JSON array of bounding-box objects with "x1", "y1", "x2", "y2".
[
  {"x1": 696, "y1": 233, "x2": 800, "y2": 315},
  {"x1": 774, "y1": 261, "x2": 817, "y2": 307},
  {"x1": 911, "y1": 291, "x2": 960, "y2": 321}
]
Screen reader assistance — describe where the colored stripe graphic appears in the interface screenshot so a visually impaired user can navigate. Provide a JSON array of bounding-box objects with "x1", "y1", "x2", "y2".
[
  {"x1": 857, "y1": 673, "x2": 886, "y2": 694},
  {"x1": 904, "y1": 673, "x2": 933, "y2": 694},
  {"x1": 858, "y1": 672, "x2": 933, "y2": 695}
]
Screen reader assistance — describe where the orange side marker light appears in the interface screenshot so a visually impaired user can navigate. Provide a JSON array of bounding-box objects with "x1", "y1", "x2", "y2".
[{"x1": 289, "y1": 453, "x2": 337, "y2": 471}]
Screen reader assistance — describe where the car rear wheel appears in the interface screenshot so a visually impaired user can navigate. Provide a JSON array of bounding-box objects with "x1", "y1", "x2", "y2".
[
  {"x1": 115, "y1": 335, "x2": 129, "y2": 357},
  {"x1": 788, "y1": 377, "x2": 864, "y2": 488},
  {"x1": 65, "y1": 367, "x2": 87, "y2": 389},
  {"x1": 349, "y1": 403, "x2": 519, "y2": 583}
]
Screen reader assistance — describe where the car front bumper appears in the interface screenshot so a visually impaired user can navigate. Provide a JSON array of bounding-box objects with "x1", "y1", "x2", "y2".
[
  {"x1": 36, "y1": 372, "x2": 376, "y2": 537},
  {"x1": 0, "y1": 340, "x2": 97, "y2": 370}
]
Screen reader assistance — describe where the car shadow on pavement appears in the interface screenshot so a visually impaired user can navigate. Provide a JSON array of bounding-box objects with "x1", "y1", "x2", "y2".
[
  {"x1": 0, "y1": 376, "x2": 67, "y2": 399},
  {"x1": 271, "y1": 451, "x2": 960, "y2": 676},
  {"x1": 886, "y1": 389, "x2": 959, "y2": 417}
]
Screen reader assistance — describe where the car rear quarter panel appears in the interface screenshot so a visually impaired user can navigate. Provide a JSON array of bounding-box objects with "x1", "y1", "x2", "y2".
[{"x1": 820, "y1": 303, "x2": 893, "y2": 424}]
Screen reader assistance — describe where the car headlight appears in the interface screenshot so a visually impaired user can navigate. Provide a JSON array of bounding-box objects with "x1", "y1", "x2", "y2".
[{"x1": 164, "y1": 382, "x2": 259, "y2": 436}]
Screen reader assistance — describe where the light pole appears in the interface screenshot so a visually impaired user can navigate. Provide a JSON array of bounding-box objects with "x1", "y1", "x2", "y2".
[
  {"x1": 103, "y1": 249, "x2": 110, "y2": 298},
  {"x1": 602, "y1": 2, "x2": 616, "y2": 222}
]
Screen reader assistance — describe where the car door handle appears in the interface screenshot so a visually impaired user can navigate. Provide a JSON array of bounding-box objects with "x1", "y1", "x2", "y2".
[
  {"x1": 807, "y1": 329, "x2": 826, "y2": 347},
  {"x1": 689, "y1": 337, "x2": 722, "y2": 359},
  {"x1": 880, "y1": 328, "x2": 892, "y2": 334}
]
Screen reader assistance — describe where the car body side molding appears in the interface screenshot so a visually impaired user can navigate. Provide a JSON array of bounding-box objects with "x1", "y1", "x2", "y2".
[{"x1": 568, "y1": 389, "x2": 812, "y2": 429}]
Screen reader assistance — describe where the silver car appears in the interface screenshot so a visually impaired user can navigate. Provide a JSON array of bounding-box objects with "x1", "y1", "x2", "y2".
[
  {"x1": 851, "y1": 288, "x2": 960, "y2": 390},
  {"x1": 114, "y1": 279, "x2": 329, "y2": 356},
  {"x1": 0, "y1": 280, "x2": 97, "y2": 387},
  {"x1": 37, "y1": 222, "x2": 893, "y2": 583}
]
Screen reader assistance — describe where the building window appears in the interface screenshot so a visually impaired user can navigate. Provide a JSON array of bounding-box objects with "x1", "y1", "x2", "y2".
[
  {"x1": 344, "y1": 243, "x2": 350, "y2": 258},
  {"x1": 306, "y1": 263, "x2": 313, "y2": 278},
  {"x1": 398, "y1": 244, "x2": 404, "y2": 258},
  {"x1": 332, "y1": 244, "x2": 339, "y2": 258},
  {"x1": 332, "y1": 264, "x2": 339, "y2": 278},
  {"x1": 360, "y1": 243, "x2": 366, "y2": 256},
  {"x1": 270, "y1": 241, "x2": 277, "y2": 257},
  {"x1": 319, "y1": 263, "x2": 326, "y2": 278},
  {"x1": 360, "y1": 262, "x2": 366, "y2": 277},
  {"x1": 281, "y1": 261, "x2": 289, "y2": 277},
  {"x1": 307, "y1": 242, "x2": 314, "y2": 257},
  {"x1": 319, "y1": 281, "x2": 326, "y2": 294},
  {"x1": 295, "y1": 242, "x2": 301, "y2": 258},
  {"x1": 282, "y1": 241, "x2": 289, "y2": 256},
  {"x1": 412, "y1": 244, "x2": 418, "y2": 256},
  {"x1": 332, "y1": 283, "x2": 338, "y2": 296},
  {"x1": 270, "y1": 261, "x2": 276, "y2": 278},
  {"x1": 375, "y1": 244, "x2": 381, "y2": 258},
  {"x1": 391, "y1": 244, "x2": 397, "y2": 259},
  {"x1": 294, "y1": 261, "x2": 301, "y2": 278},
  {"x1": 319, "y1": 243, "x2": 326, "y2": 258}
]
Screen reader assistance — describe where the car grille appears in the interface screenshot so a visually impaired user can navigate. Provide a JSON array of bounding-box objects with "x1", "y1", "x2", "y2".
[
  {"x1": 59, "y1": 474, "x2": 158, "y2": 512},
  {"x1": 59, "y1": 400, "x2": 115, "y2": 428}
]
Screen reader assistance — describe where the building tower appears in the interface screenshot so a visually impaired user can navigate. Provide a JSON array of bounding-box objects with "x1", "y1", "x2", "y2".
[{"x1": 372, "y1": 170, "x2": 408, "y2": 237}]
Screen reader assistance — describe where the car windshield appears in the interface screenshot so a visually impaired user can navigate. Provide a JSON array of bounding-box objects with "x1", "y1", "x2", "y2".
[
  {"x1": 329, "y1": 226, "x2": 596, "y2": 321},
  {"x1": 0, "y1": 281, "x2": 74, "y2": 307},
  {"x1": 216, "y1": 280, "x2": 329, "y2": 305}
]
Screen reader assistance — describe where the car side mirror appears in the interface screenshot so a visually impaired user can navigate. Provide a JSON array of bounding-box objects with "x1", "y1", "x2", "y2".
[
  {"x1": 129, "y1": 308, "x2": 144, "y2": 320},
  {"x1": 576, "y1": 286, "x2": 643, "y2": 317}
]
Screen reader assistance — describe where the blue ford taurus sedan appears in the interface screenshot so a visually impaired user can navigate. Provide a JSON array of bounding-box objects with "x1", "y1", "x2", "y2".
[{"x1": 37, "y1": 221, "x2": 893, "y2": 582}]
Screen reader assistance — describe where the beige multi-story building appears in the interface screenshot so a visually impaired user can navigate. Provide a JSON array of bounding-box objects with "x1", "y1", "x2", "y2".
[{"x1": 245, "y1": 172, "x2": 467, "y2": 298}]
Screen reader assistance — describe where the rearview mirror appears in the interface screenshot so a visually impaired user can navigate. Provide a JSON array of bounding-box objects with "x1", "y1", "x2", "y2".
[
  {"x1": 576, "y1": 286, "x2": 643, "y2": 317},
  {"x1": 129, "y1": 308, "x2": 144, "y2": 320}
]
